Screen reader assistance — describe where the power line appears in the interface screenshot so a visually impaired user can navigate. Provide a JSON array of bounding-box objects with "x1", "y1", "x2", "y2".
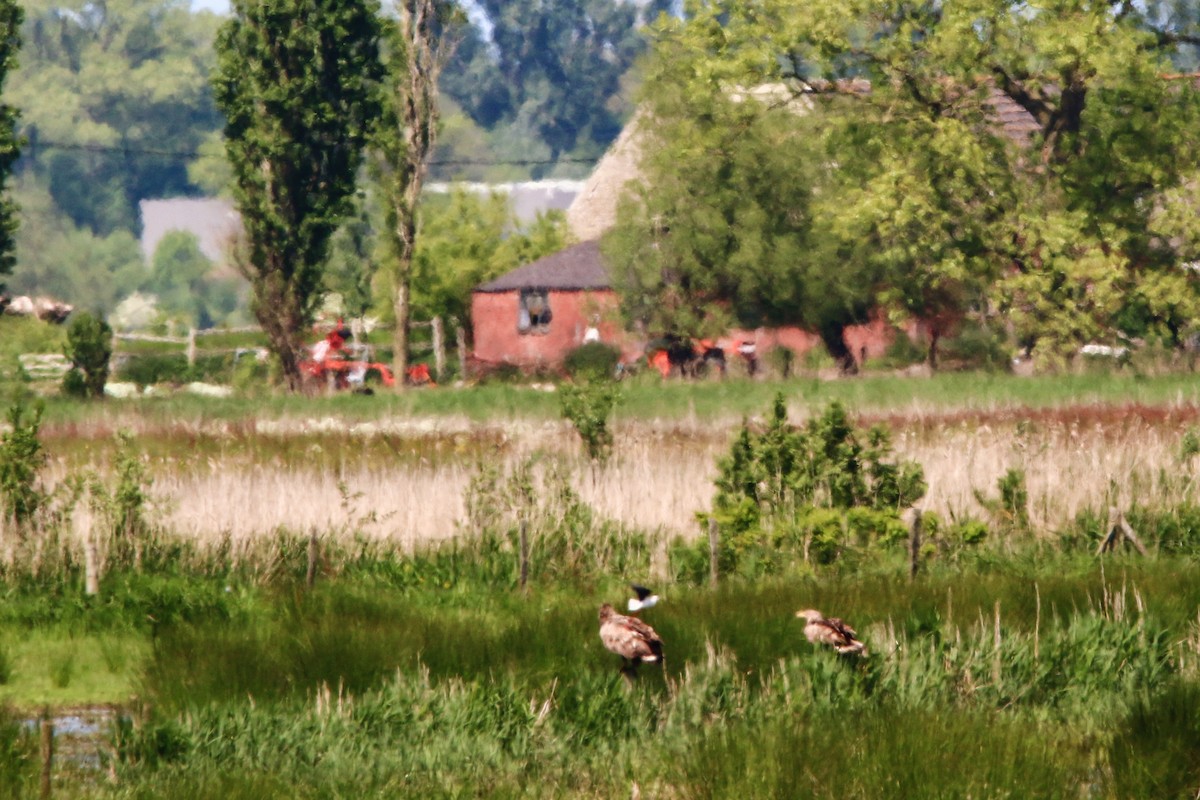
[{"x1": 19, "y1": 136, "x2": 603, "y2": 168}]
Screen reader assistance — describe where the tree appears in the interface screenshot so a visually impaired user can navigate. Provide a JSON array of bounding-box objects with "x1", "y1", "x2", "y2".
[
  {"x1": 63, "y1": 311, "x2": 113, "y2": 398},
  {"x1": 145, "y1": 230, "x2": 239, "y2": 329},
  {"x1": 407, "y1": 190, "x2": 566, "y2": 332},
  {"x1": 374, "y1": 0, "x2": 460, "y2": 392},
  {"x1": 609, "y1": 0, "x2": 1200, "y2": 368},
  {"x1": 10, "y1": 180, "x2": 145, "y2": 313},
  {"x1": 213, "y1": 0, "x2": 382, "y2": 390},
  {"x1": 442, "y1": 0, "x2": 674, "y2": 169},
  {"x1": 0, "y1": 0, "x2": 19, "y2": 295},
  {"x1": 603, "y1": 12, "x2": 878, "y2": 372},
  {"x1": 12, "y1": 0, "x2": 223, "y2": 236}
]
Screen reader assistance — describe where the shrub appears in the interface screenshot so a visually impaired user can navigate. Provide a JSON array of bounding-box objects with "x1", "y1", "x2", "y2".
[
  {"x1": 939, "y1": 321, "x2": 1011, "y2": 371},
  {"x1": 563, "y1": 342, "x2": 620, "y2": 381},
  {"x1": 559, "y1": 380, "x2": 620, "y2": 464},
  {"x1": 878, "y1": 332, "x2": 927, "y2": 369},
  {"x1": 62, "y1": 311, "x2": 113, "y2": 398},
  {"x1": 0, "y1": 398, "x2": 46, "y2": 529},
  {"x1": 765, "y1": 346, "x2": 796, "y2": 378},
  {"x1": 708, "y1": 394, "x2": 926, "y2": 572}
]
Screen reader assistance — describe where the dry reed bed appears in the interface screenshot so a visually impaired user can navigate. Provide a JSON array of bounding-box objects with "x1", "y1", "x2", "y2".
[{"x1": 38, "y1": 403, "x2": 1200, "y2": 546}]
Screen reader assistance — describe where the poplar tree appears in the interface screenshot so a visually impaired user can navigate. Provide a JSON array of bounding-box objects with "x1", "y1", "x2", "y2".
[
  {"x1": 0, "y1": 0, "x2": 20, "y2": 294},
  {"x1": 213, "y1": 0, "x2": 382, "y2": 389}
]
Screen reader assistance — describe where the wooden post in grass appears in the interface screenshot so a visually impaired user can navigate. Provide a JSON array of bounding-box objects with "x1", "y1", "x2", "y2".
[
  {"x1": 39, "y1": 710, "x2": 53, "y2": 799},
  {"x1": 431, "y1": 316, "x2": 445, "y2": 384},
  {"x1": 84, "y1": 537, "x2": 100, "y2": 597},
  {"x1": 708, "y1": 517, "x2": 719, "y2": 588},
  {"x1": 909, "y1": 508, "x2": 922, "y2": 581},
  {"x1": 186, "y1": 327, "x2": 197, "y2": 367},
  {"x1": 992, "y1": 601, "x2": 1002, "y2": 689},
  {"x1": 78, "y1": 504, "x2": 99, "y2": 597},
  {"x1": 518, "y1": 521, "x2": 530, "y2": 591},
  {"x1": 453, "y1": 318, "x2": 468, "y2": 381},
  {"x1": 306, "y1": 530, "x2": 320, "y2": 591}
]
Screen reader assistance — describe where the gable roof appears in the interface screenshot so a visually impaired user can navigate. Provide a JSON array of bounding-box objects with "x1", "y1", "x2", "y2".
[{"x1": 475, "y1": 240, "x2": 611, "y2": 293}]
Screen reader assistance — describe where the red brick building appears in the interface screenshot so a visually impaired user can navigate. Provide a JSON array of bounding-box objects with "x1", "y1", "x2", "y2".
[
  {"x1": 471, "y1": 240, "x2": 629, "y2": 370},
  {"x1": 471, "y1": 239, "x2": 904, "y2": 371}
]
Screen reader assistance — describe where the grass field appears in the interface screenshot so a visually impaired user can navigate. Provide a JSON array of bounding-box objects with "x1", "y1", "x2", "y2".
[{"x1": 3, "y1": 372, "x2": 1200, "y2": 796}]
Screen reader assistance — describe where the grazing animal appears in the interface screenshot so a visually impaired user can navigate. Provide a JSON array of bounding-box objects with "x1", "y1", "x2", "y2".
[
  {"x1": 795, "y1": 609, "x2": 867, "y2": 655},
  {"x1": 599, "y1": 603, "x2": 664, "y2": 676},
  {"x1": 628, "y1": 583, "x2": 659, "y2": 614}
]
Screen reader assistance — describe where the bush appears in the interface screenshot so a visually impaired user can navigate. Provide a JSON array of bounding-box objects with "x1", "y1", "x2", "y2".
[
  {"x1": 878, "y1": 333, "x2": 927, "y2": 369},
  {"x1": 939, "y1": 321, "x2": 1011, "y2": 371},
  {"x1": 765, "y1": 346, "x2": 796, "y2": 378},
  {"x1": 708, "y1": 394, "x2": 926, "y2": 571},
  {"x1": 62, "y1": 311, "x2": 113, "y2": 398},
  {"x1": 559, "y1": 380, "x2": 620, "y2": 464},
  {"x1": 0, "y1": 398, "x2": 46, "y2": 528},
  {"x1": 563, "y1": 342, "x2": 621, "y2": 381}
]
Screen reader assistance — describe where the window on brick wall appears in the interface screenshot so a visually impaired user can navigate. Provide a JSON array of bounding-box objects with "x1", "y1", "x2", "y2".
[{"x1": 518, "y1": 289, "x2": 552, "y2": 335}]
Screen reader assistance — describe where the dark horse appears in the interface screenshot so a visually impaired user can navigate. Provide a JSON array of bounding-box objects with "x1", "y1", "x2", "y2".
[{"x1": 664, "y1": 336, "x2": 726, "y2": 379}]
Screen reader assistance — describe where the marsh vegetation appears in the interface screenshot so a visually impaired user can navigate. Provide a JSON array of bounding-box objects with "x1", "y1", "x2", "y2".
[{"x1": 2, "y1": 377, "x2": 1200, "y2": 797}]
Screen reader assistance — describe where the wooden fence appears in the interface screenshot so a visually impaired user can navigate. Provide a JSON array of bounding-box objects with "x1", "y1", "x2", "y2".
[{"x1": 111, "y1": 317, "x2": 463, "y2": 382}]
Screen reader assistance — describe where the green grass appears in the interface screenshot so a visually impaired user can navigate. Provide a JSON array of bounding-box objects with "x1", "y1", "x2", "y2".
[
  {"x1": 0, "y1": 630, "x2": 146, "y2": 709},
  {"x1": 18, "y1": 369, "x2": 1200, "y2": 434}
]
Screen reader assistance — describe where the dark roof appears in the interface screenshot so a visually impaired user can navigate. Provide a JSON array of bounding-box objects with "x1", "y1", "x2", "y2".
[{"x1": 475, "y1": 239, "x2": 612, "y2": 292}]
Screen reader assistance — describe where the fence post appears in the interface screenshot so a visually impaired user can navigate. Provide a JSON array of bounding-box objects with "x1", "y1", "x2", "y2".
[
  {"x1": 432, "y1": 316, "x2": 445, "y2": 383},
  {"x1": 454, "y1": 318, "x2": 468, "y2": 381},
  {"x1": 708, "y1": 517, "x2": 719, "y2": 588},
  {"x1": 39, "y1": 711, "x2": 53, "y2": 800},
  {"x1": 186, "y1": 328, "x2": 197, "y2": 367}
]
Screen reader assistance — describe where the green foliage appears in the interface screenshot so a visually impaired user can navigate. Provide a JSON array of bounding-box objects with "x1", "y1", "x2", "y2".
[
  {"x1": 213, "y1": 0, "x2": 382, "y2": 388},
  {"x1": 87, "y1": 431, "x2": 154, "y2": 567},
  {"x1": 9, "y1": 185, "x2": 146, "y2": 314},
  {"x1": 145, "y1": 231, "x2": 241, "y2": 329},
  {"x1": 974, "y1": 468, "x2": 1032, "y2": 537},
  {"x1": 559, "y1": 380, "x2": 620, "y2": 464},
  {"x1": 563, "y1": 341, "x2": 621, "y2": 381},
  {"x1": 0, "y1": 0, "x2": 20, "y2": 293},
  {"x1": 938, "y1": 320, "x2": 1012, "y2": 372},
  {"x1": 878, "y1": 332, "x2": 928, "y2": 369},
  {"x1": 12, "y1": 0, "x2": 223, "y2": 237},
  {"x1": 708, "y1": 394, "x2": 925, "y2": 572},
  {"x1": 62, "y1": 310, "x2": 112, "y2": 398},
  {"x1": 441, "y1": 0, "x2": 672, "y2": 169},
  {"x1": 0, "y1": 706, "x2": 35, "y2": 799},
  {"x1": 0, "y1": 397, "x2": 45, "y2": 528}
]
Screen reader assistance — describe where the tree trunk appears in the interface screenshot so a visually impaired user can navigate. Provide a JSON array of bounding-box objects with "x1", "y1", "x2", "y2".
[
  {"x1": 392, "y1": 255, "x2": 412, "y2": 389},
  {"x1": 927, "y1": 325, "x2": 941, "y2": 371},
  {"x1": 384, "y1": 0, "x2": 450, "y2": 394},
  {"x1": 819, "y1": 322, "x2": 858, "y2": 375}
]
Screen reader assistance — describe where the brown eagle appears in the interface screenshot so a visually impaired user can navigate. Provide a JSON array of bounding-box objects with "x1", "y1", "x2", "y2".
[
  {"x1": 599, "y1": 603, "x2": 664, "y2": 676},
  {"x1": 795, "y1": 608, "x2": 867, "y2": 655}
]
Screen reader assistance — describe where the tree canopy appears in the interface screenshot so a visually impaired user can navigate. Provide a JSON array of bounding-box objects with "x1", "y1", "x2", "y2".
[
  {"x1": 12, "y1": 0, "x2": 222, "y2": 236},
  {"x1": 213, "y1": 0, "x2": 382, "y2": 389},
  {"x1": 441, "y1": 0, "x2": 674, "y2": 174},
  {"x1": 606, "y1": 0, "x2": 1200, "y2": 368},
  {"x1": 0, "y1": 0, "x2": 19, "y2": 295}
]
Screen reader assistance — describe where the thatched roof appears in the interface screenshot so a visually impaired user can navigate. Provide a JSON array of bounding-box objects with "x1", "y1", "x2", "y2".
[
  {"x1": 566, "y1": 111, "x2": 646, "y2": 242},
  {"x1": 564, "y1": 83, "x2": 1040, "y2": 241},
  {"x1": 475, "y1": 240, "x2": 610, "y2": 292}
]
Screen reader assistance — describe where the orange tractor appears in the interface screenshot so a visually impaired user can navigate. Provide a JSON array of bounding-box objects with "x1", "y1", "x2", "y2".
[{"x1": 300, "y1": 320, "x2": 437, "y2": 390}]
